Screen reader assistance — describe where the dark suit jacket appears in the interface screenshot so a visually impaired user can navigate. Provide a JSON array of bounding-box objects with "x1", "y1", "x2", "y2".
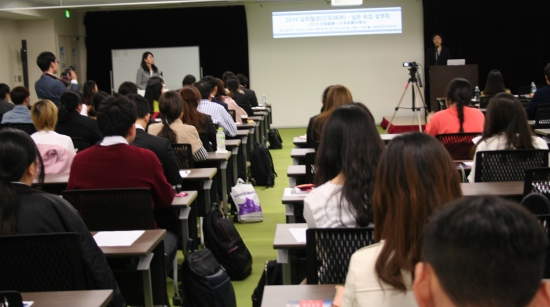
[
  {"x1": 198, "y1": 114, "x2": 217, "y2": 152},
  {"x1": 211, "y1": 96, "x2": 229, "y2": 111},
  {"x1": 306, "y1": 115, "x2": 318, "y2": 149},
  {"x1": 131, "y1": 128, "x2": 182, "y2": 186},
  {"x1": 233, "y1": 91, "x2": 253, "y2": 116},
  {"x1": 0, "y1": 99, "x2": 14, "y2": 116},
  {"x1": 526, "y1": 85, "x2": 550, "y2": 120},
  {"x1": 426, "y1": 46, "x2": 451, "y2": 67},
  {"x1": 242, "y1": 87, "x2": 259, "y2": 107},
  {"x1": 55, "y1": 111, "x2": 102, "y2": 149}
]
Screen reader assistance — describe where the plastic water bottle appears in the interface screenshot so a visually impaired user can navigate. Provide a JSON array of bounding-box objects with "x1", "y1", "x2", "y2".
[
  {"x1": 216, "y1": 127, "x2": 226, "y2": 153},
  {"x1": 531, "y1": 82, "x2": 537, "y2": 94},
  {"x1": 262, "y1": 94, "x2": 267, "y2": 106},
  {"x1": 474, "y1": 86, "x2": 481, "y2": 102}
]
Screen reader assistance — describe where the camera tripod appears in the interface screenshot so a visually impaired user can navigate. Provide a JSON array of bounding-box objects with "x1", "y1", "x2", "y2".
[{"x1": 386, "y1": 65, "x2": 428, "y2": 132}]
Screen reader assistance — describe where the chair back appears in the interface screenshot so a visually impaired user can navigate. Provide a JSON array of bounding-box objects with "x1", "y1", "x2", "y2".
[
  {"x1": 0, "y1": 123, "x2": 36, "y2": 135},
  {"x1": 479, "y1": 95, "x2": 493, "y2": 109},
  {"x1": 0, "y1": 233, "x2": 86, "y2": 292},
  {"x1": 0, "y1": 291, "x2": 23, "y2": 307},
  {"x1": 172, "y1": 143, "x2": 194, "y2": 169},
  {"x1": 535, "y1": 214, "x2": 550, "y2": 278},
  {"x1": 304, "y1": 152, "x2": 316, "y2": 184},
  {"x1": 521, "y1": 193, "x2": 550, "y2": 216},
  {"x1": 518, "y1": 97, "x2": 531, "y2": 108},
  {"x1": 474, "y1": 149, "x2": 549, "y2": 182},
  {"x1": 535, "y1": 109, "x2": 550, "y2": 129},
  {"x1": 71, "y1": 136, "x2": 90, "y2": 152},
  {"x1": 436, "y1": 132, "x2": 481, "y2": 160},
  {"x1": 62, "y1": 188, "x2": 155, "y2": 231},
  {"x1": 228, "y1": 109, "x2": 236, "y2": 122},
  {"x1": 306, "y1": 227, "x2": 375, "y2": 284}
]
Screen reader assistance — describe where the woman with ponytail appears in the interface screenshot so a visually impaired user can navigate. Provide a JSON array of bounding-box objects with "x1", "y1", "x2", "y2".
[
  {"x1": 0, "y1": 128, "x2": 125, "y2": 306},
  {"x1": 55, "y1": 90, "x2": 102, "y2": 150},
  {"x1": 147, "y1": 91, "x2": 208, "y2": 161},
  {"x1": 425, "y1": 78, "x2": 485, "y2": 136}
]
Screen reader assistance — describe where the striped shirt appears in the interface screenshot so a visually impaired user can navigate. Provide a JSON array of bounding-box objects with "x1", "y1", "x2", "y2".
[{"x1": 198, "y1": 99, "x2": 237, "y2": 137}]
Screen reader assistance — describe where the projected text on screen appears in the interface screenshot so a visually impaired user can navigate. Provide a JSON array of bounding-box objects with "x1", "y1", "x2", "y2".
[{"x1": 272, "y1": 7, "x2": 402, "y2": 39}]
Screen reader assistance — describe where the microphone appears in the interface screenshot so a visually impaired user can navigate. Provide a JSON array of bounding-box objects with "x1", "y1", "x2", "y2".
[{"x1": 435, "y1": 44, "x2": 438, "y2": 63}]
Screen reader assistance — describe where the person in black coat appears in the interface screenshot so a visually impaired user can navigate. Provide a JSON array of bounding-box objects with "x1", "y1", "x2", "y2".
[
  {"x1": 226, "y1": 77, "x2": 253, "y2": 116},
  {"x1": 236, "y1": 73, "x2": 259, "y2": 107},
  {"x1": 55, "y1": 91, "x2": 102, "y2": 149},
  {"x1": 426, "y1": 33, "x2": 451, "y2": 68}
]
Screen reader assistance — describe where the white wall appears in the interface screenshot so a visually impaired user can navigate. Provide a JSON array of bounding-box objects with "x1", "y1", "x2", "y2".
[
  {"x1": 0, "y1": 18, "x2": 23, "y2": 91},
  {"x1": 245, "y1": 0, "x2": 424, "y2": 127}
]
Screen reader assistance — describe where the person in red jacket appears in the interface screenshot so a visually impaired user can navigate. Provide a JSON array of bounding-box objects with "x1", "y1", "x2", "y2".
[{"x1": 67, "y1": 95, "x2": 177, "y2": 271}]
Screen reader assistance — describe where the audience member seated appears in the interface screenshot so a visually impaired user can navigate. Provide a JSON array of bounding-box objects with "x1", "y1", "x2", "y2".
[
  {"x1": 128, "y1": 94, "x2": 182, "y2": 186},
  {"x1": 214, "y1": 78, "x2": 247, "y2": 123},
  {"x1": 67, "y1": 95, "x2": 178, "y2": 272},
  {"x1": 203, "y1": 76, "x2": 228, "y2": 111},
  {"x1": 55, "y1": 91, "x2": 102, "y2": 149},
  {"x1": 481, "y1": 70, "x2": 510, "y2": 96},
  {"x1": 0, "y1": 128, "x2": 125, "y2": 307},
  {"x1": 181, "y1": 85, "x2": 217, "y2": 151},
  {"x1": 88, "y1": 91, "x2": 109, "y2": 120},
  {"x1": 148, "y1": 91, "x2": 208, "y2": 161},
  {"x1": 82, "y1": 80, "x2": 98, "y2": 117},
  {"x1": 182, "y1": 74, "x2": 195, "y2": 87},
  {"x1": 304, "y1": 103, "x2": 384, "y2": 228},
  {"x1": 195, "y1": 80, "x2": 237, "y2": 137},
  {"x1": 144, "y1": 76, "x2": 164, "y2": 119},
  {"x1": 236, "y1": 73, "x2": 259, "y2": 107},
  {"x1": 414, "y1": 196, "x2": 550, "y2": 307},
  {"x1": 468, "y1": 93, "x2": 548, "y2": 182},
  {"x1": 341, "y1": 132, "x2": 462, "y2": 307},
  {"x1": 1, "y1": 86, "x2": 32, "y2": 124},
  {"x1": 30, "y1": 99, "x2": 75, "y2": 174},
  {"x1": 226, "y1": 77, "x2": 252, "y2": 116},
  {"x1": 425, "y1": 78, "x2": 485, "y2": 137},
  {"x1": 306, "y1": 85, "x2": 332, "y2": 147},
  {"x1": 117, "y1": 81, "x2": 138, "y2": 96},
  {"x1": 526, "y1": 63, "x2": 550, "y2": 120},
  {"x1": 306, "y1": 85, "x2": 352, "y2": 149},
  {"x1": 0, "y1": 83, "x2": 14, "y2": 118},
  {"x1": 34, "y1": 51, "x2": 79, "y2": 106}
]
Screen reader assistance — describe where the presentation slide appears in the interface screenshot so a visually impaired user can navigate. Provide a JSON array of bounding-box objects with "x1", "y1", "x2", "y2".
[{"x1": 272, "y1": 7, "x2": 402, "y2": 39}]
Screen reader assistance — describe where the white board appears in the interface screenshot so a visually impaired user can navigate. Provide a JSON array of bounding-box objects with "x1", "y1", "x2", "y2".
[{"x1": 111, "y1": 46, "x2": 200, "y2": 92}]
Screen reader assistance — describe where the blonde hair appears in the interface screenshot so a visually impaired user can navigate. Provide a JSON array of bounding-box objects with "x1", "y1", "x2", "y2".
[{"x1": 31, "y1": 99, "x2": 58, "y2": 131}]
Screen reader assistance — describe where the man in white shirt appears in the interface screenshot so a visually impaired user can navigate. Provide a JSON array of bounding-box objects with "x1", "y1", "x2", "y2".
[{"x1": 194, "y1": 80, "x2": 237, "y2": 137}]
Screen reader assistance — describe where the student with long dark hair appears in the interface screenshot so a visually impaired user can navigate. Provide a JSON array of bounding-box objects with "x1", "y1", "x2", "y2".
[
  {"x1": 148, "y1": 91, "x2": 208, "y2": 161},
  {"x1": 306, "y1": 85, "x2": 333, "y2": 148},
  {"x1": 136, "y1": 51, "x2": 161, "y2": 90},
  {"x1": 55, "y1": 90, "x2": 102, "y2": 149},
  {"x1": 225, "y1": 77, "x2": 252, "y2": 116},
  {"x1": 214, "y1": 78, "x2": 247, "y2": 123},
  {"x1": 180, "y1": 85, "x2": 217, "y2": 151},
  {"x1": 342, "y1": 132, "x2": 462, "y2": 306},
  {"x1": 425, "y1": 78, "x2": 485, "y2": 136},
  {"x1": 482, "y1": 70, "x2": 510, "y2": 96},
  {"x1": 468, "y1": 93, "x2": 548, "y2": 182},
  {"x1": 0, "y1": 128, "x2": 125, "y2": 306},
  {"x1": 303, "y1": 103, "x2": 384, "y2": 228},
  {"x1": 144, "y1": 76, "x2": 164, "y2": 119},
  {"x1": 82, "y1": 80, "x2": 98, "y2": 116}
]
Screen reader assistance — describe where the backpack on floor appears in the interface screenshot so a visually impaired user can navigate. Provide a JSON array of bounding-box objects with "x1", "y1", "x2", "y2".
[
  {"x1": 268, "y1": 129, "x2": 283, "y2": 149},
  {"x1": 180, "y1": 248, "x2": 237, "y2": 307},
  {"x1": 250, "y1": 144, "x2": 277, "y2": 187},
  {"x1": 203, "y1": 204, "x2": 253, "y2": 280},
  {"x1": 251, "y1": 260, "x2": 283, "y2": 307}
]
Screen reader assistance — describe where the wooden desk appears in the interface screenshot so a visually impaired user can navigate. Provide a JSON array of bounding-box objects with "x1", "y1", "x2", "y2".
[
  {"x1": 233, "y1": 128, "x2": 253, "y2": 162},
  {"x1": 293, "y1": 137, "x2": 307, "y2": 148},
  {"x1": 273, "y1": 223, "x2": 308, "y2": 284},
  {"x1": 290, "y1": 148, "x2": 315, "y2": 165},
  {"x1": 95, "y1": 229, "x2": 166, "y2": 307},
  {"x1": 171, "y1": 190, "x2": 198, "y2": 258},
  {"x1": 461, "y1": 181, "x2": 523, "y2": 197},
  {"x1": 282, "y1": 188, "x2": 307, "y2": 223},
  {"x1": 262, "y1": 285, "x2": 336, "y2": 307},
  {"x1": 535, "y1": 129, "x2": 550, "y2": 136},
  {"x1": 22, "y1": 290, "x2": 113, "y2": 307},
  {"x1": 196, "y1": 152, "x2": 232, "y2": 217},
  {"x1": 248, "y1": 115, "x2": 265, "y2": 144},
  {"x1": 236, "y1": 122, "x2": 257, "y2": 129},
  {"x1": 226, "y1": 139, "x2": 241, "y2": 185}
]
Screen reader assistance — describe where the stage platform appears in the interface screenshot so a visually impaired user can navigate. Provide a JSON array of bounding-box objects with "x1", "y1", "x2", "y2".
[{"x1": 381, "y1": 116, "x2": 426, "y2": 133}]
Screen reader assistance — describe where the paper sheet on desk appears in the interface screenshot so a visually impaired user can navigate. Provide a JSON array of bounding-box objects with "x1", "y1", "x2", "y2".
[
  {"x1": 463, "y1": 161, "x2": 474, "y2": 167},
  {"x1": 283, "y1": 188, "x2": 309, "y2": 197},
  {"x1": 93, "y1": 230, "x2": 144, "y2": 247},
  {"x1": 23, "y1": 302, "x2": 34, "y2": 307},
  {"x1": 289, "y1": 228, "x2": 307, "y2": 243},
  {"x1": 180, "y1": 170, "x2": 191, "y2": 177}
]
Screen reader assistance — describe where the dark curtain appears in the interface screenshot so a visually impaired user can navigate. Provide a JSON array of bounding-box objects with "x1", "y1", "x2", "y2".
[
  {"x1": 84, "y1": 6, "x2": 248, "y2": 92},
  {"x1": 423, "y1": 0, "x2": 550, "y2": 93}
]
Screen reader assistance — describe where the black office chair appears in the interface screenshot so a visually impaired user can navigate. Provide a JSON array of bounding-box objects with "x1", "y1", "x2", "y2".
[
  {"x1": 71, "y1": 136, "x2": 90, "y2": 153},
  {"x1": 518, "y1": 97, "x2": 531, "y2": 108},
  {"x1": 521, "y1": 193, "x2": 550, "y2": 216},
  {"x1": 521, "y1": 168, "x2": 550, "y2": 215},
  {"x1": 172, "y1": 143, "x2": 195, "y2": 169},
  {"x1": 535, "y1": 109, "x2": 550, "y2": 129},
  {"x1": 479, "y1": 95, "x2": 493, "y2": 109},
  {"x1": 0, "y1": 291, "x2": 23, "y2": 307},
  {"x1": 436, "y1": 132, "x2": 481, "y2": 160},
  {"x1": 0, "y1": 233, "x2": 86, "y2": 292},
  {"x1": 0, "y1": 123, "x2": 36, "y2": 135},
  {"x1": 304, "y1": 152, "x2": 316, "y2": 184},
  {"x1": 306, "y1": 227, "x2": 375, "y2": 284},
  {"x1": 536, "y1": 214, "x2": 550, "y2": 278},
  {"x1": 228, "y1": 109, "x2": 236, "y2": 122},
  {"x1": 474, "y1": 149, "x2": 549, "y2": 182},
  {"x1": 62, "y1": 188, "x2": 178, "y2": 306}
]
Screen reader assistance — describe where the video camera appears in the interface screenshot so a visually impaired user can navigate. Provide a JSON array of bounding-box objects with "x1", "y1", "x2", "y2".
[
  {"x1": 61, "y1": 66, "x2": 76, "y2": 79},
  {"x1": 403, "y1": 62, "x2": 418, "y2": 68}
]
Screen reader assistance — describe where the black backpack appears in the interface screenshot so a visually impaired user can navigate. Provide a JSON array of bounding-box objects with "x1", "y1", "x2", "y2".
[
  {"x1": 251, "y1": 260, "x2": 283, "y2": 307},
  {"x1": 268, "y1": 129, "x2": 283, "y2": 149},
  {"x1": 250, "y1": 144, "x2": 277, "y2": 187},
  {"x1": 203, "y1": 204, "x2": 253, "y2": 280},
  {"x1": 180, "y1": 248, "x2": 237, "y2": 307}
]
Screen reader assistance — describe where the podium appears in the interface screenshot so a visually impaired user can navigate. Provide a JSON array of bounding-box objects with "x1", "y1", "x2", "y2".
[{"x1": 429, "y1": 64, "x2": 478, "y2": 111}]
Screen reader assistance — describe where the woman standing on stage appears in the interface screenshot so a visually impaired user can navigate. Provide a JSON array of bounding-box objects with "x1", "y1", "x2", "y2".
[
  {"x1": 136, "y1": 51, "x2": 161, "y2": 90},
  {"x1": 426, "y1": 33, "x2": 451, "y2": 67}
]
